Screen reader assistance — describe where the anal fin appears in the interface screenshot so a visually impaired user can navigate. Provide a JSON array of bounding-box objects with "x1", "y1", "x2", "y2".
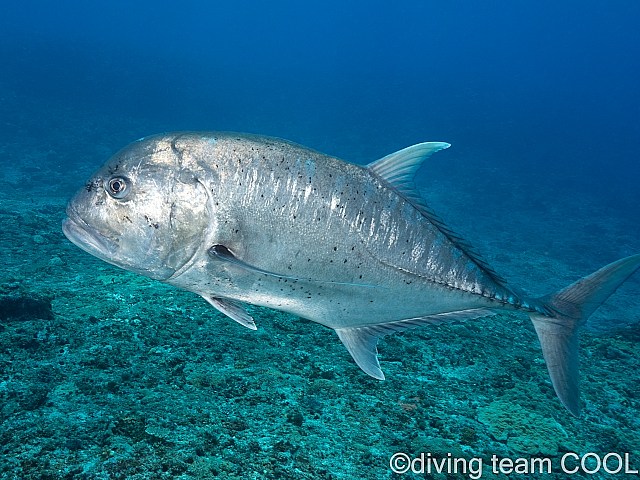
[
  {"x1": 335, "y1": 327, "x2": 385, "y2": 379},
  {"x1": 335, "y1": 308, "x2": 498, "y2": 379},
  {"x1": 203, "y1": 296, "x2": 257, "y2": 330}
]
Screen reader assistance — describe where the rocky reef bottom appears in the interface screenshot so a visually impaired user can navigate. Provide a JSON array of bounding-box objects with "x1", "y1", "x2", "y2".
[
  {"x1": 1, "y1": 188, "x2": 639, "y2": 480},
  {"x1": 0, "y1": 95, "x2": 638, "y2": 479}
]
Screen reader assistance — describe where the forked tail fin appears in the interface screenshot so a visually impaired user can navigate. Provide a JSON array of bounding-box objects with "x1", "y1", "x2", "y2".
[{"x1": 529, "y1": 254, "x2": 640, "y2": 416}]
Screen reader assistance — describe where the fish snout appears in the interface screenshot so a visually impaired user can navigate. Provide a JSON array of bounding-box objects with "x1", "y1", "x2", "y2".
[{"x1": 62, "y1": 204, "x2": 118, "y2": 259}]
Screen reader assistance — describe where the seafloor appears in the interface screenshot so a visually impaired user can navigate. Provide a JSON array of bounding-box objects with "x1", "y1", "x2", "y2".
[{"x1": 1, "y1": 93, "x2": 639, "y2": 479}]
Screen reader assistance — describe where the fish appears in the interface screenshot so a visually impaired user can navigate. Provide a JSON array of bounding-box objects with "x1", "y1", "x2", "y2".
[{"x1": 62, "y1": 131, "x2": 640, "y2": 416}]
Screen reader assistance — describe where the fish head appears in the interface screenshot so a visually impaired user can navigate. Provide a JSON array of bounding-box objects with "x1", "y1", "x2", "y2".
[{"x1": 62, "y1": 134, "x2": 210, "y2": 281}]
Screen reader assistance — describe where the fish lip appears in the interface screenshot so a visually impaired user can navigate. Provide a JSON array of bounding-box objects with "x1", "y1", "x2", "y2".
[{"x1": 62, "y1": 206, "x2": 118, "y2": 258}]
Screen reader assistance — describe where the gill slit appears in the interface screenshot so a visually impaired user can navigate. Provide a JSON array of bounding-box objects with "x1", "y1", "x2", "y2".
[{"x1": 166, "y1": 177, "x2": 216, "y2": 282}]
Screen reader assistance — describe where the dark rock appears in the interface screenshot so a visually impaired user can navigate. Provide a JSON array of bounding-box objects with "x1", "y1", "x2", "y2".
[
  {"x1": 300, "y1": 396, "x2": 323, "y2": 414},
  {"x1": 320, "y1": 369, "x2": 335, "y2": 380},
  {"x1": 227, "y1": 418, "x2": 248, "y2": 431},
  {"x1": 0, "y1": 294, "x2": 54, "y2": 321},
  {"x1": 273, "y1": 440, "x2": 297, "y2": 452},
  {"x1": 20, "y1": 386, "x2": 49, "y2": 411},
  {"x1": 64, "y1": 438, "x2": 84, "y2": 451},
  {"x1": 287, "y1": 412, "x2": 304, "y2": 427},
  {"x1": 248, "y1": 440, "x2": 261, "y2": 452}
]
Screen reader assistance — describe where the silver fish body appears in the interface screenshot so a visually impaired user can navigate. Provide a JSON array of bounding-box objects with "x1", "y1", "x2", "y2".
[
  {"x1": 63, "y1": 131, "x2": 640, "y2": 416},
  {"x1": 164, "y1": 134, "x2": 513, "y2": 325}
]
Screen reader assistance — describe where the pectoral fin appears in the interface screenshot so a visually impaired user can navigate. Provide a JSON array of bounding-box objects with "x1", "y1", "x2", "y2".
[
  {"x1": 203, "y1": 295, "x2": 257, "y2": 330},
  {"x1": 208, "y1": 244, "x2": 384, "y2": 288}
]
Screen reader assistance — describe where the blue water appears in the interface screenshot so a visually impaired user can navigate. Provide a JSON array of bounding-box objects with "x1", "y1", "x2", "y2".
[
  {"x1": 3, "y1": 2, "x2": 639, "y2": 215},
  {"x1": 1, "y1": 1, "x2": 639, "y2": 479}
]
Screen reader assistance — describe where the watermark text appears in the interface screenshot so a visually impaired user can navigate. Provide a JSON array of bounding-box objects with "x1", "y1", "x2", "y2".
[{"x1": 389, "y1": 452, "x2": 638, "y2": 477}]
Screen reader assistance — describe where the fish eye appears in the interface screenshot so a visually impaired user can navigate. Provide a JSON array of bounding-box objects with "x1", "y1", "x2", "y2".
[{"x1": 106, "y1": 177, "x2": 129, "y2": 199}]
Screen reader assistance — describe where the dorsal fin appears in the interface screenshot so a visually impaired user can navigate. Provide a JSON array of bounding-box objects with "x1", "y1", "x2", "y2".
[
  {"x1": 368, "y1": 142, "x2": 451, "y2": 196},
  {"x1": 368, "y1": 143, "x2": 514, "y2": 292}
]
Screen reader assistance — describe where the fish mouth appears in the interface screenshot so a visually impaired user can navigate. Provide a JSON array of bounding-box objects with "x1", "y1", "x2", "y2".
[{"x1": 62, "y1": 206, "x2": 118, "y2": 260}]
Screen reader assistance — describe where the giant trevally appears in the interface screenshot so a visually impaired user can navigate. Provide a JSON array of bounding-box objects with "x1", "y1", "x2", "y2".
[{"x1": 62, "y1": 132, "x2": 640, "y2": 416}]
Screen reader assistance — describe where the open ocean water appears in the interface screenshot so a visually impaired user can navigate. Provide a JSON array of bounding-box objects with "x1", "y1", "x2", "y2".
[{"x1": 1, "y1": 1, "x2": 639, "y2": 479}]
